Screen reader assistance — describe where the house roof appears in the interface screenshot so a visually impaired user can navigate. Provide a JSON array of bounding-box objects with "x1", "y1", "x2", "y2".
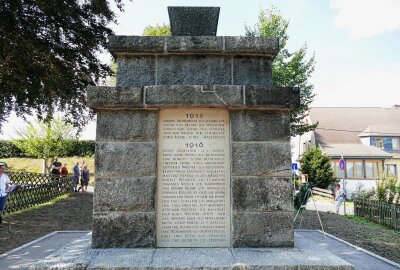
[
  {"x1": 309, "y1": 107, "x2": 400, "y2": 145},
  {"x1": 359, "y1": 125, "x2": 400, "y2": 137},
  {"x1": 321, "y1": 144, "x2": 393, "y2": 159}
]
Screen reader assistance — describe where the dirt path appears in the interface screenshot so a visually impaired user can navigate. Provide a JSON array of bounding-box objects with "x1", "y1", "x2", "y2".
[
  {"x1": 0, "y1": 193, "x2": 92, "y2": 254},
  {"x1": 295, "y1": 210, "x2": 400, "y2": 263},
  {"x1": 1, "y1": 193, "x2": 399, "y2": 264}
]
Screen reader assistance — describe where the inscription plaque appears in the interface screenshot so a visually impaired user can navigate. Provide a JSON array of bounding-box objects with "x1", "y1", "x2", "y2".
[{"x1": 157, "y1": 108, "x2": 231, "y2": 247}]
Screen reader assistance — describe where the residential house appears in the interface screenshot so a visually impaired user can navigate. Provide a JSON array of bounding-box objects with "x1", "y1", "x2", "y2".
[{"x1": 294, "y1": 107, "x2": 400, "y2": 198}]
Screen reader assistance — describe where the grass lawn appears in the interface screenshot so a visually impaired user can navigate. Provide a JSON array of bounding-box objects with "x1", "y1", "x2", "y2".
[
  {"x1": 311, "y1": 194, "x2": 354, "y2": 208},
  {"x1": 345, "y1": 214, "x2": 400, "y2": 231}
]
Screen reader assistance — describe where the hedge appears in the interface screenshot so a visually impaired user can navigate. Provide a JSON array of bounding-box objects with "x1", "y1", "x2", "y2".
[
  {"x1": 0, "y1": 140, "x2": 95, "y2": 158},
  {"x1": 65, "y1": 140, "x2": 96, "y2": 157},
  {"x1": 0, "y1": 140, "x2": 25, "y2": 158}
]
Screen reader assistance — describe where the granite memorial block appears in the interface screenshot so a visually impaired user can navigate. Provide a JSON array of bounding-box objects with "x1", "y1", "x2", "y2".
[{"x1": 88, "y1": 6, "x2": 299, "y2": 248}]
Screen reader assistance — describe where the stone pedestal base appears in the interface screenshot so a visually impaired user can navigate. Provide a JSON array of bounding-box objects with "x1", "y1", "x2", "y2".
[{"x1": 30, "y1": 233, "x2": 354, "y2": 270}]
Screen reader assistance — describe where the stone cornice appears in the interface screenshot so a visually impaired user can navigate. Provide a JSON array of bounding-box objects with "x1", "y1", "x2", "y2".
[
  {"x1": 107, "y1": 36, "x2": 279, "y2": 57},
  {"x1": 87, "y1": 85, "x2": 299, "y2": 110}
]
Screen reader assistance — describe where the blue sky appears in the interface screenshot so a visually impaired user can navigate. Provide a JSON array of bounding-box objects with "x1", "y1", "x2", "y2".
[
  {"x1": 2, "y1": 0, "x2": 400, "y2": 139},
  {"x1": 108, "y1": 0, "x2": 400, "y2": 107}
]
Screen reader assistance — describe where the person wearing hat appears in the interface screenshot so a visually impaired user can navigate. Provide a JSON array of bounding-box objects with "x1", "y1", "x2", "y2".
[{"x1": 0, "y1": 162, "x2": 11, "y2": 224}]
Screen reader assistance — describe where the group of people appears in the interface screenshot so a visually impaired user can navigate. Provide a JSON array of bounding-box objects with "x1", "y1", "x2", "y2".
[
  {"x1": 50, "y1": 156, "x2": 68, "y2": 176},
  {"x1": 51, "y1": 157, "x2": 90, "y2": 193}
]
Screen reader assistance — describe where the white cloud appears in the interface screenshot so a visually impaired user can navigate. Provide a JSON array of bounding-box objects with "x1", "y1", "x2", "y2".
[
  {"x1": 313, "y1": 65, "x2": 400, "y2": 107},
  {"x1": 330, "y1": 0, "x2": 400, "y2": 39}
]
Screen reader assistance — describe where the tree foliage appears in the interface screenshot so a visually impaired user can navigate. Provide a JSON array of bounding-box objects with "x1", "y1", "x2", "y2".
[
  {"x1": 376, "y1": 176, "x2": 399, "y2": 204},
  {"x1": 12, "y1": 118, "x2": 76, "y2": 172},
  {"x1": 300, "y1": 147, "x2": 336, "y2": 189},
  {"x1": 245, "y1": 7, "x2": 317, "y2": 136},
  {"x1": 143, "y1": 23, "x2": 171, "y2": 36},
  {"x1": 0, "y1": 0, "x2": 125, "y2": 133}
]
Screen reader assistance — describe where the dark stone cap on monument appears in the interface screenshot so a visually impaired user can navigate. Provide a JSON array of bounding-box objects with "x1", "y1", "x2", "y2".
[{"x1": 168, "y1": 6, "x2": 220, "y2": 36}]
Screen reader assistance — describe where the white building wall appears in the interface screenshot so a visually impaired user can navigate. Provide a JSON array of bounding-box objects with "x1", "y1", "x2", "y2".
[
  {"x1": 340, "y1": 178, "x2": 376, "y2": 199},
  {"x1": 359, "y1": 137, "x2": 370, "y2": 146}
]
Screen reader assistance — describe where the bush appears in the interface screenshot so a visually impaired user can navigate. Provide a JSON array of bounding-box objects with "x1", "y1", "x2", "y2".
[
  {"x1": 0, "y1": 140, "x2": 25, "y2": 158},
  {"x1": 352, "y1": 183, "x2": 375, "y2": 200},
  {"x1": 64, "y1": 140, "x2": 95, "y2": 157},
  {"x1": 0, "y1": 139, "x2": 95, "y2": 158},
  {"x1": 375, "y1": 176, "x2": 399, "y2": 204},
  {"x1": 300, "y1": 147, "x2": 337, "y2": 189}
]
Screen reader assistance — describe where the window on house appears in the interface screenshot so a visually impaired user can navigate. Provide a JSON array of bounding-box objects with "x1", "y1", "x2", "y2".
[
  {"x1": 346, "y1": 161, "x2": 354, "y2": 178},
  {"x1": 365, "y1": 161, "x2": 379, "y2": 178},
  {"x1": 392, "y1": 137, "x2": 400, "y2": 151},
  {"x1": 371, "y1": 137, "x2": 400, "y2": 152},
  {"x1": 383, "y1": 137, "x2": 393, "y2": 151},
  {"x1": 344, "y1": 160, "x2": 364, "y2": 178},
  {"x1": 386, "y1": 164, "x2": 397, "y2": 177},
  {"x1": 355, "y1": 162, "x2": 363, "y2": 178},
  {"x1": 375, "y1": 138, "x2": 384, "y2": 149}
]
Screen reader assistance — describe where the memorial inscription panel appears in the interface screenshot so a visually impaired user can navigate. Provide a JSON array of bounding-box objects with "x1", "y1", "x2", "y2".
[{"x1": 157, "y1": 108, "x2": 231, "y2": 247}]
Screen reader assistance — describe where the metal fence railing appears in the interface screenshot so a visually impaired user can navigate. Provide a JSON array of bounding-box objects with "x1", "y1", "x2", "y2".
[
  {"x1": 354, "y1": 199, "x2": 400, "y2": 230},
  {"x1": 3, "y1": 171, "x2": 73, "y2": 213}
]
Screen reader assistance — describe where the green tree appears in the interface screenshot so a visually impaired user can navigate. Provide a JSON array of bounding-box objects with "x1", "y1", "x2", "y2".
[
  {"x1": 300, "y1": 147, "x2": 336, "y2": 188},
  {"x1": 245, "y1": 7, "x2": 317, "y2": 136},
  {"x1": 143, "y1": 23, "x2": 171, "y2": 36},
  {"x1": 0, "y1": 0, "x2": 125, "y2": 133},
  {"x1": 13, "y1": 118, "x2": 75, "y2": 173},
  {"x1": 107, "y1": 61, "x2": 117, "y2": 87}
]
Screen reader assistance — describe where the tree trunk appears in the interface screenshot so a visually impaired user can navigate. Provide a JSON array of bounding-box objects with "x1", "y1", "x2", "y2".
[{"x1": 43, "y1": 158, "x2": 50, "y2": 174}]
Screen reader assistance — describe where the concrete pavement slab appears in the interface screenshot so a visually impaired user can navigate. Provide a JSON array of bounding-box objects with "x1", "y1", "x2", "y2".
[
  {"x1": 296, "y1": 230, "x2": 400, "y2": 270},
  {"x1": 0, "y1": 231, "x2": 90, "y2": 270},
  {"x1": 2, "y1": 230, "x2": 399, "y2": 270}
]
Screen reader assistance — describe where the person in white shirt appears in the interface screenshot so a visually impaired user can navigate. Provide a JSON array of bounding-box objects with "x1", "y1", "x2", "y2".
[
  {"x1": 0, "y1": 162, "x2": 11, "y2": 224},
  {"x1": 334, "y1": 183, "x2": 347, "y2": 214}
]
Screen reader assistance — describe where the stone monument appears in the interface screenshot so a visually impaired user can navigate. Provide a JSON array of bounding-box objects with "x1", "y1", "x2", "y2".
[
  {"x1": 31, "y1": 7, "x2": 354, "y2": 270},
  {"x1": 90, "y1": 6, "x2": 296, "y2": 249}
]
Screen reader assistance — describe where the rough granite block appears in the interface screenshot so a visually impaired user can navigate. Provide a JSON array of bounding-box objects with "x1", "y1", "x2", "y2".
[
  {"x1": 87, "y1": 86, "x2": 142, "y2": 109},
  {"x1": 232, "y1": 211, "x2": 294, "y2": 247},
  {"x1": 231, "y1": 111, "x2": 290, "y2": 141},
  {"x1": 108, "y1": 35, "x2": 165, "y2": 53},
  {"x1": 157, "y1": 55, "x2": 231, "y2": 85},
  {"x1": 145, "y1": 85, "x2": 243, "y2": 107},
  {"x1": 117, "y1": 57, "x2": 155, "y2": 86},
  {"x1": 94, "y1": 177, "x2": 156, "y2": 212},
  {"x1": 166, "y1": 36, "x2": 223, "y2": 52},
  {"x1": 95, "y1": 142, "x2": 157, "y2": 177},
  {"x1": 233, "y1": 56, "x2": 272, "y2": 85},
  {"x1": 245, "y1": 86, "x2": 300, "y2": 108},
  {"x1": 224, "y1": 36, "x2": 279, "y2": 55},
  {"x1": 232, "y1": 142, "x2": 291, "y2": 177},
  {"x1": 96, "y1": 110, "x2": 157, "y2": 142},
  {"x1": 92, "y1": 212, "x2": 156, "y2": 248},
  {"x1": 232, "y1": 177, "x2": 293, "y2": 212},
  {"x1": 168, "y1": 7, "x2": 220, "y2": 36}
]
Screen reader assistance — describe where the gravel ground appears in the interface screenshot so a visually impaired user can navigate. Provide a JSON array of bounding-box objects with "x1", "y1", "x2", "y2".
[
  {"x1": 295, "y1": 210, "x2": 400, "y2": 264},
  {"x1": 0, "y1": 193, "x2": 93, "y2": 254},
  {"x1": 1, "y1": 193, "x2": 399, "y2": 264}
]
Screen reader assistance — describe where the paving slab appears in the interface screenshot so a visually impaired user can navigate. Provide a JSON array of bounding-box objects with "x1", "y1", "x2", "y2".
[
  {"x1": 297, "y1": 230, "x2": 400, "y2": 270},
  {"x1": 0, "y1": 231, "x2": 90, "y2": 270},
  {"x1": 29, "y1": 232, "x2": 354, "y2": 270},
  {"x1": 2, "y1": 230, "x2": 398, "y2": 270}
]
